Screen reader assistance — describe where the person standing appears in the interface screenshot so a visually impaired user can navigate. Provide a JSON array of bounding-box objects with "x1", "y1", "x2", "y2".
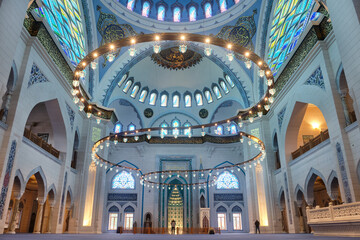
[
  {"x1": 171, "y1": 220, "x2": 176, "y2": 234},
  {"x1": 255, "y1": 220, "x2": 260, "y2": 234}
]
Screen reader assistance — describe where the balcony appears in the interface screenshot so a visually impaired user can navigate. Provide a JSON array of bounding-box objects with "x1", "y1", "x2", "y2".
[
  {"x1": 291, "y1": 129, "x2": 329, "y2": 160},
  {"x1": 23, "y1": 128, "x2": 60, "y2": 158}
]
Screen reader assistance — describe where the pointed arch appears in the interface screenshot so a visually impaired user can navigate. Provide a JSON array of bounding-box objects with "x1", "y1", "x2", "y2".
[
  {"x1": 14, "y1": 169, "x2": 25, "y2": 196},
  {"x1": 304, "y1": 168, "x2": 327, "y2": 205},
  {"x1": 294, "y1": 184, "x2": 305, "y2": 206},
  {"x1": 25, "y1": 166, "x2": 47, "y2": 201},
  {"x1": 66, "y1": 186, "x2": 74, "y2": 206}
]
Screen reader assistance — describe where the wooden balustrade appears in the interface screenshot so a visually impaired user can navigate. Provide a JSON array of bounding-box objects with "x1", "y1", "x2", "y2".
[
  {"x1": 23, "y1": 128, "x2": 60, "y2": 158},
  {"x1": 122, "y1": 227, "x2": 220, "y2": 234},
  {"x1": 291, "y1": 129, "x2": 329, "y2": 160}
]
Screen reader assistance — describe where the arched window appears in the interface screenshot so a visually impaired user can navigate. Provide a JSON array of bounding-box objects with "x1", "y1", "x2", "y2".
[
  {"x1": 195, "y1": 93, "x2": 203, "y2": 106},
  {"x1": 234, "y1": 0, "x2": 240, "y2": 3},
  {"x1": 230, "y1": 123, "x2": 237, "y2": 134},
  {"x1": 204, "y1": 90, "x2": 213, "y2": 103},
  {"x1": 189, "y1": 6, "x2": 197, "y2": 21},
  {"x1": 213, "y1": 85, "x2": 222, "y2": 99},
  {"x1": 184, "y1": 122, "x2": 192, "y2": 136},
  {"x1": 216, "y1": 125, "x2": 223, "y2": 135},
  {"x1": 149, "y1": 92, "x2": 157, "y2": 105},
  {"x1": 108, "y1": 206, "x2": 119, "y2": 231},
  {"x1": 139, "y1": 89, "x2": 148, "y2": 102},
  {"x1": 173, "y1": 7, "x2": 181, "y2": 22},
  {"x1": 128, "y1": 123, "x2": 136, "y2": 131},
  {"x1": 172, "y1": 119, "x2": 180, "y2": 135},
  {"x1": 220, "y1": 81, "x2": 229, "y2": 94},
  {"x1": 127, "y1": 0, "x2": 136, "y2": 10},
  {"x1": 216, "y1": 206, "x2": 227, "y2": 230},
  {"x1": 225, "y1": 75, "x2": 235, "y2": 88},
  {"x1": 173, "y1": 95, "x2": 180, "y2": 107},
  {"x1": 268, "y1": 0, "x2": 313, "y2": 73},
  {"x1": 71, "y1": 132, "x2": 79, "y2": 169},
  {"x1": 219, "y1": 0, "x2": 227, "y2": 12},
  {"x1": 204, "y1": 2, "x2": 212, "y2": 18},
  {"x1": 142, "y1": 1, "x2": 150, "y2": 17},
  {"x1": 112, "y1": 171, "x2": 135, "y2": 189},
  {"x1": 232, "y1": 206, "x2": 242, "y2": 230},
  {"x1": 123, "y1": 80, "x2": 133, "y2": 93},
  {"x1": 158, "y1": 5, "x2": 166, "y2": 21},
  {"x1": 161, "y1": 94, "x2": 168, "y2": 107},
  {"x1": 160, "y1": 121, "x2": 169, "y2": 135},
  {"x1": 216, "y1": 171, "x2": 239, "y2": 189},
  {"x1": 130, "y1": 85, "x2": 140, "y2": 98},
  {"x1": 114, "y1": 122, "x2": 122, "y2": 133},
  {"x1": 185, "y1": 94, "x2": 191, "y2": 107},
  {"x1": 118, "y1": 73, "x2": 128, "y2": 87},
  {"x1": 41, "y1": 0, "x2": 86, "y2": 66}
]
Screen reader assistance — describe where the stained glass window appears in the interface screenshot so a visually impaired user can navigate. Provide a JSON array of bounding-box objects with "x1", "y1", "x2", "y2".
[
  {"x1": 268, "y1": 0, "x2": 313, "y2": 73},
  {"x1": 149, "y1": 92, "x2": 157, "y2": 105},
  {"x1": 139, "y1": 89, "x2": 148, "y2": 102},
  {"x1": 185, "y1": 95, "x2": 191, "y2": 107},
  {"x1": 220, "y1": 81, "x2": 229, "y2": 94},
  {"x1": 173, "y1": 95, "x2": 180, "y2": 107},
  {"x1": 127, "y1": 0, "x2": 135, "y2": 10},
  {"x1": 189, "y1": 6, "x2": 197, "y2": 21},
  {"x1": 172, "y1": 119, "x2": 180, "y2": 135},
  {"x1": 160, "y1": 121, "x2": 169, "y2": 135},
  {"x1": 216, "y1": 171, "x2": 239, "y2": 189},
  {"x1": 123, "y1": 80, "x2": 133, "y2": 93},
  {"x1": 204, "y1": 90, "x2": 213, "y2": 103},
  {"x1": 124, "y1": 213, "x2": 134, "y2": 230},
  {"x1": 41, "y1": 0, "x2": 86, "y2": 66},
  {"x1": 114, "y1": 122, "x2": 122, "y2": 133},
  {"x1": 108, "y1": 213, "x2": 118, "y2": 230},
  {"x1": 225, "y1": 75, "x2": 235, "y2": 88},
  {"x1": 118, "y1": 74, "x2": 128, "y2": 87},
  {"x1": 128, "y1": 123, "x2": 136, "y2": 131},
  {"x1": 195, "y1": 93, "x2": 203, "y2": 106},
  {"x1": 204, "y1": 3, "x2": 212, "y2": 18},
  {"x1": 230, "y1": 123, "x2": 237, "y2": 134},
  {"x1": 234, "y1": 0, "x2": 240, "y2": 3},
  {"x1": 184, "y1": 122, "x2": 191, "y2": 136},
  {"x1": 233, "y1": 213, "x2": 242, "y2": 230},
  {"x1": 130, "y1": 85, "x2": 139, "y2": 98},
  {"x1": 161, "y1": 94, "x2": 168, "y2": 107},
  {"x1": 142, "y1": 1, "x2": 150, "y2": 17},
  {"x1": 213, "y1": 86, "x2": 222, "y2": 99},
  {"x1": 216, "y1": 125, "x2": 223, "y2": 135},
  {"x1": 112, "y1": 171, "x2": 135, "y2": 189},
  {"x1": 219, "y1": 0, "x2": 227, "y2": 12},
  {"x1": 217, "y1": 213, "x2": 227, "y2": 230},
  {"x1": 158, "y1": 5, "x2": 165, "y2": 21},
  {"x1": 173, "y1": 7, "x2": 181, "y2": 22}
]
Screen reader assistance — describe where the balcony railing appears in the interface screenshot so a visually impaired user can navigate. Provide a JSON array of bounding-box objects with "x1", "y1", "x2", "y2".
[
  {"x1": 24, "y1": 128, "x2": 60, "y2": 158},
  {"x1": 291, "y1": 129, "x2": 329, "y2": 160}
]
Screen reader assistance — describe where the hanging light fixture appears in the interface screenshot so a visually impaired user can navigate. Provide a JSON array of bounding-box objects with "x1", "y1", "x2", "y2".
[
  {"x1": 73, "y1": 96, "x2": 79, "y2": 104},
  {"x1": 96, "y1": 118, "x2": 101, "y2": 124},
  {"x1": 204, "y1": 38, "x2": 212, "y2": 56},
  {"x1": 267, "y1": 79, "x2": 273, "y2": 86},
  {"x1": 245, "y1": 60, "x2": 251, "y2": 69},
  {"x1": 179, "y1": 35, "x2": 187, "y2": 54},
  {"x1": 269, "y1": 96, "x2": 274, "y2": 103},
  {"x1": 90, "y1": 61, "x2": 98, "y2": 70},
  {"x1": 114, "y1": 139, "x2": 118, "y2": 145},
  {"x1": 258, "y1": 69, "x2": 265, "y2": 78},
  {"x1": 153, "y1": 35, "x2": 161, "y2": 53},
  {"x1": 269, "y1": 88, "x2": 276, "y2": 95},
  {"x1": 129, "y1": 39, "x2": 137, "y2": 57},
  {"x1": 134, "y1": 136, "x2": 139, "y2": 141},
  {"x1": 249, "y1": 116, "x2": 254, "y2": 123},
  {"x1": 147, "y1": 134, "x2": 151, "y2": 140},
  {"x1": 86, "y1": 112, "x2": 92, "y2": 118},
  {"x1": 123, "y1": 137, "x2": 128, "y2": 143},
  {"x1": 72, "y1": 80, "x2": 80, "y2": 87},
  {"x1": 226, "y1": 44, "x2": 234, "y2": 62},
  {"x1": 264, "y1": 104, "x2": 270, "y2": 111}
]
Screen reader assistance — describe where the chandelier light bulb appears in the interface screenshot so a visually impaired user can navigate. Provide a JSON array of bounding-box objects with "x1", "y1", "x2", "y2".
[
  {"x1": 99, "y1": 144, "x2": 103, "y2": 150},
  {"x1": 238, "y1": 122, "x2": 243, "y2": 128},
  {"x1": 71, "y1": 89, "x2": 78, "y2": 96},
  {"x1": 267, "y1": 79, "x2": 273, "y2": 86},
  {"x1": 160, "y1": 133, "x2": 164, "y2": 139},
  {"x1": 90, "y1": 61, "x2": 98, "y2": 70},
  {"x1": 179, "y1": 44, "x2": 187, "y2": 53},
  {"x1": 240, "y1": 137, "x2": 244, "y2": 143},
  {"x1": 258, "y1": 111, "x2": 263, "y2": 117},
  {"x1": 123, "y1": 137, "x2": 128, "y2": 143},
  {"x1": 269, "y1": 96, "x2": 274, "y2": 103},
  {"x1": 269, "y1": 88, "x2": 276, "y2": 95},
  {"x1": 248, "y1": 140, "x2": 252, "y2": 146},
  {"x1": 86, "y1": 112, "x2": 91, "y2": 118},
  {"x1": 249, "y1": 116, "x2": 254, "y2": 123},
  {"x1": 106, "y1": 142, "x2": 110, "y2": 147},
  {"x1": 264, "y1": 105, "x2": 270, "y2": 111},
  {"x1": 96, "y1": 118, "x2": 101, "y2": 125},
  {"x1": 153, "y1": 44, "x2": 161, "y2": 54},
  {"x1": 134, "y1": 136, "x2": 139, "y2": 141},
  {"x1": 188, "y1": 134, "x2": 192, "y2": 138},
  {"x1": 72, "y1": 80, "x2": 80, "y2": 87},
  {"x1": 114, "y1": 140, "x2": 118, "y2": 145},
  {"x1": 245, "y1": 60, "x2": 252, "y2": 69},
  {"x1": 204, "y1": 47, "x2": 212, "y2": 56},
  {"x1": 227, "y1": 52, "x2": 234, "y2": 62},
  {"x1": 174, "y1": 134, "x2": 178, "y2": 139},
  {"x1": 185, "y1": 174, "x2": 188, "y2": 178},
  {"x1": 259, "y1": 69, "x2": 265, "y2": 78},
  {"x1": 147, "y1": 134, "x2": 151, "y2": 140},
  {"x1": 201, "y1": 131, "x2": 205, "y2": 137},
  {"x1": 129, "y1": 47, "x2": 137, "y2": 57},
  {"x1": 79, "y1": 104, "x2": 84, "y2": 112},
  {"x1": 73, "y1": 96, "x2": 79, "y2": 104},
  {"x1": 79, "y1": 70, "x2": 85, "y2": 78},
  {"x1": 106, "y1": 53, "x2": 115, "y2": 62}
]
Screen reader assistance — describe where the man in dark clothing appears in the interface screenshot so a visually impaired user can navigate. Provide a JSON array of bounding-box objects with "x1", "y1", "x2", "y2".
[{"x1": 255, "y1": 220, "x2": 260, "y2": 234}]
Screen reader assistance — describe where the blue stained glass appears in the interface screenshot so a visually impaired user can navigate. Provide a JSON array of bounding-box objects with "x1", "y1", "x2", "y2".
[
  {"x1": 149, "y1": 93, "x2": 157, "y2": 105},
  {"x1": 128, "y1": 124, "x2": 136, "y2": 131},
  {"x1": 139, "y1": 90, "x2": 148, "y2": 102},
  {"x1": 213, "y1": 86, "x2": 222, "y2": 99},
  {"x1": 158, "y1": 5, "x2": 165, "y2": 21},
  {"x1": 123, "y1": 80, "x2": 133, "y2": 93},
  {"x1": 205, "y1": 90, "x2": 213, "y2": 103},
  {"x1": 112, "y1": 171, "x2": 135, "y2": 189},
  {"x1": 127, "y1": 0, "x2": 135, "y2": 10},
  {"x1": 130, "y1": 85, "x2": 139, "y2": 98},
  {"x1": 220, "y1": 81, "x2": 229, "y2": 94},
  {"x1": 173, "y1": 7, "x2": 181, "y2": 22},
  {"x1": 219, "y1": 0, "x2": 227, "y2": 12},
  {"x1": 173, "y1": 95, "x2": 180, "y2": 107},
  {"x1": 161, "y1": 94, "x2": 168, "y2": 107},
  {"x1": 204, "y1": 3, "x2": 212, "y2": 18},
  {"x1": 189, "y1": 6, "x2": 196, "y2": 21},
  {"x1": 172, "y1": 120, "x2": 180, "y2": 135},
  {"x1": 160, "y1": 122, "x2": 169, "y2": 135},
  {"x1": 114, "y1": 123, "x2": 122, "y2": 133},
  {"x1": 216, "y1": 125, "x2": 223, "y2": 135},
  {"x1": 230, "y1": 124, "x2": 237, "y2": 134},
  {"x1": 142, "y1": 1, "x2": 150, "y2": 17},
  {"x1": 184, "y1": 122, "x2": 191, "y2": 136},
  {"x1": 195, "y1": 93, "x2": 203, "y2": 106},
  {"x1": 225, "y1": 75, "x2": 235, "y2": 88},
  {"x1": 216, "y1": 171, "x2": 239, "y2": 189},
  {"x1": 41, "y1": 0, "x2": 86, "y2": 66},
  {"x1": 185, "y1": 95, "x2": 191, "y2": 107}
]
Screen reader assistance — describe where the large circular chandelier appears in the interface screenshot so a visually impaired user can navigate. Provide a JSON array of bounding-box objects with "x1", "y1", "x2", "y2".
[{"x1": 71, "y1": 33, "x2": 274, "y2": 187}]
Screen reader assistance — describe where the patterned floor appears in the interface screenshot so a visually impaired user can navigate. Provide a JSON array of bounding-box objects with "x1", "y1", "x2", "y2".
[{"x1": 0, "y1": 233, "x2": 359, "y2": 240}]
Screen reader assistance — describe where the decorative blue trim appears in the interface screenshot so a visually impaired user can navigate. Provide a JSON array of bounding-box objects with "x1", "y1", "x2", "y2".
[
  {"x1": 304, "y1": 67, "x2": 325, "y2": 90},
  {"x1": 277, "y1": 106, "x2": 286, "y2": 132},
  {"x1": 28, "y1": 63, "x2": 49, "y2": 88},
  {"x1": 65, "y1": 103, "x2": 75, "y2": 131},
  {"x1": 336, "y1": 142, "x2": 353, "y2": 203}
]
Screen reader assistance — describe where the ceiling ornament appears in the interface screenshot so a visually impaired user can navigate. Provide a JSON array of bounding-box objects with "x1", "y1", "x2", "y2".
[{"x1": 151, "y1": 47, "x2": 202, "y2": 70}]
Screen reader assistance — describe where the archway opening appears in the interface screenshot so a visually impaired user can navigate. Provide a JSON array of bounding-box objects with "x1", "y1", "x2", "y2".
[
  {"x1": 273, "y1": 132, "x2": 281, "y2": 170},
  {"x1": 338, "y1": 69, "x2": 356, "y2": 125},
  {"x1": 71, "y1": 132, "x2": 79, "y2": 169},
  {"x1": 330, "y1": 177, "x2": 342, "y2": 205},
  {"x1": 295, "y1": 190, "x2": 309, "y2": 233},
  {"x1": 63, "y1": 191, "x2": 72, "y2": 233},
  {"x1": 279, "y1": 191, "x2": 288, "y2": 233},
  {"x1": 5, "y1": 176, "x2": 22, "y2": 233},
  {"x1": 285, "y1": 102, "x2": 328, "y2": 161},
  {"x1": 308, "y1": 176, "x2": 331, "y2": 207}
]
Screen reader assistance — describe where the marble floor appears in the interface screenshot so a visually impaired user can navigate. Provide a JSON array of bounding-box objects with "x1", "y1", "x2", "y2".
[{"x1": 0, "y1": 234, "x2": 359, "y2": 240}]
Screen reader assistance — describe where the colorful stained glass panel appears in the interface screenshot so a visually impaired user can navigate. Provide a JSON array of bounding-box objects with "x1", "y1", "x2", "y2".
[
  {"x1": 204, "y1": 3, "x2": 212, "y2": 18},
  {"x1": 173, "y1": 7, "x2": 181, "y2": 22},
  {"x1": 158, "y1": 5, "x2": 165, "y2": 21},
  {"x1": 112, "y1": 171, "x2": 135, "y2": 189},
  {"x1": 216, "y1": 171, "x2": 239, "y2": 189},
  {"x1": 189, "y1": 6, "x2": 196, "y2": 21},
  {"x1": 219, "y1": 0, "x2": 227, "y2": 12},
  {"x1": 142, "y1": 1, "x2": 150, "y2": 17}
]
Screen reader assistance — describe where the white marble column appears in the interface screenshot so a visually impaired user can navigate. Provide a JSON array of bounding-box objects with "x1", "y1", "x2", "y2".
[
  {"x1": 7, "y1": 198, "x2": 20, "y2": 234},
  {"x1": 33, "y1": 202, "x2": 44, "y2": 234},
  {"x1": 46, "y1": 205, "x2": 54, "y2": 233}
]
